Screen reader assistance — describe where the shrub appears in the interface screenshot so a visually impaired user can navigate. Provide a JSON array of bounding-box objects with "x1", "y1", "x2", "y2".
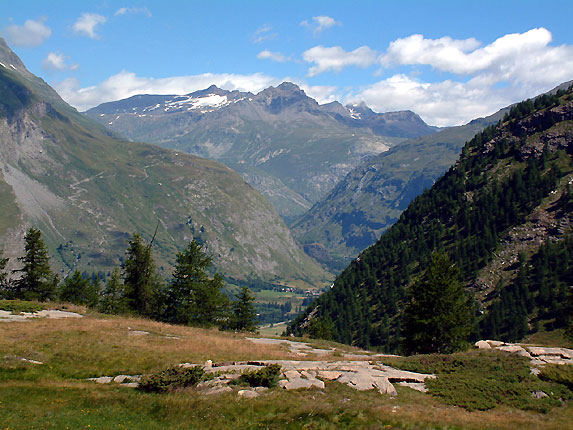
[
  {"x1": 138, "y1": 365, "x2": 212, "y2": 393},
  {"x1": 0, "y1": 300, "x2": 45, "y2": 314},
  {"x1": 236, "y1": 364, "x2": 282, "y2": 388},
  {"x1": 539, "y1": 364, "x2": 573, "y2": 390}
]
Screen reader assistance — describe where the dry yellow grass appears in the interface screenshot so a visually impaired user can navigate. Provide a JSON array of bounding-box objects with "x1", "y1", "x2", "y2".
[{"x1": 1, "y1": 312, "x2": 571, "y2": 429}]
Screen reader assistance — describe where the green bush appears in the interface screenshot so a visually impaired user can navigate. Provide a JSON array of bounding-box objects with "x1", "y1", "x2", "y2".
[
  {"x1": 539, "y1": 364, "x2": 573, "y2": 390},
  {"x1": 138, "y1": 365, "x2": 212, "y2": 393},
  {"x1": 0, "y1": 300, "x2": 45, "y2": 314},
  {"x1": 236, "y1": 364, "x2": 282, "y2": 388}
]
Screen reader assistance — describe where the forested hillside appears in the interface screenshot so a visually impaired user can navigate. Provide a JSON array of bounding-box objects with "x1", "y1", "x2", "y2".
[{"x1": 287, "y1": 87, "x2": 573, "y2": 352}]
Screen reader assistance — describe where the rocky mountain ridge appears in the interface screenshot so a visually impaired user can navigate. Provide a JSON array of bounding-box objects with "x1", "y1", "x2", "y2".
[{"x1": 86, "y1": 82, "x2": 437, "y2": 220}]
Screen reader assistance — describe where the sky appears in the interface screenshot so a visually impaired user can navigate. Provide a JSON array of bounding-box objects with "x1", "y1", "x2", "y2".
[{"x1": 1, "y1": 0, "x2": 572, "y2": 126}]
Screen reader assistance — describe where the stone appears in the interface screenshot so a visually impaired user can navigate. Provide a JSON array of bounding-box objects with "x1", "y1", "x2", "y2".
[
  {"x1": 121, "y1": 382, "x2": 139, "y2": 388},
  {"x1": 93, "y1": 376, "x2": 113, "y2": 384},
  {"x1": 397, "y1": 382, "x2": 427, "y2": 393},
  {"x1": 128, "y1": 330, "x2": 150, "y2": 336},
  {"x1": 301, "y1": 370, "x2": 316, "y2": 379},
  {"x1": 254, "y1": 386, "x2": 269, "y2": 393},
  {"x1": 205, "y1": 386, "x2": 232, "y2": 395},
  {"x1": 284, "y1": 370, "x2": 300, "y2": 379},
  {"x1": 531, "y1": 390, "x2": 548, "y2": 399},
  {"x1": 238, "y1": 389, "x2": 259, "y2": 398},
  {"x1": 204, "y1": 360, "x2": 213, "y2": 369},
  {"x1": 486, "y1": 340, "x2": 504, "y2": 347},
  {"x1": 498, "y1": 345, "x2": 531, "y2": 358},
  {"x1": 530, "y1": 367, "x2": 541, "y2": 376},
  {"x1": 474, "y1": 340, "x2": 491, "y2": 349},
  {"x1": 317, "y1": 371, "x2": 342, "y2": 380},
  {"x1": 280, "y1": 378, "x2": 324, "y2": 390},
  {"x1": 113, "y1": 375, "x2": 130, "y2": 383},
  {"x1": 373, "y1": 377, "x2": 397, "y2": 396}
]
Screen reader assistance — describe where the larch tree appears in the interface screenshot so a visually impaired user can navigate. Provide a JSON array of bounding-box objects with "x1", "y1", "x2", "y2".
[
  {"x1": 231, "y1": 285, "x2": 258, "y2": 332},
  {"x1": 122, "y1": 232, "x2": 160, "y2": 317},
  {"x1": 403, "y1": 252, "x2": 473, "y2": 354},
  {"x1": 13, "y1": 228, "x2": 57, "y2": 301}
]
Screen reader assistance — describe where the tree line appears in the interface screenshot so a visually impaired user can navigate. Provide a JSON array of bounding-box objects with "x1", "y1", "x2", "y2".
[
  {"x1": 0, "y1": 228, "x2": 258, "y2": 332},
  {"x1": 286, "y1": 87, "x2": 573, "y2": 353}
]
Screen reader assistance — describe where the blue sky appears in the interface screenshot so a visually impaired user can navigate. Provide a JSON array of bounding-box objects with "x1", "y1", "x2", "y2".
[{"x1": 1, "y1": 0, "x2": 572, "y2": 126}]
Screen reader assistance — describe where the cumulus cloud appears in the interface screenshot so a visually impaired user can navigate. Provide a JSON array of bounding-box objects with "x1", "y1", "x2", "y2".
[
  {"x1": 2, "y1": 19, "x2": 51, "y2": 46},
  {"x1": 73, "y1": 13, "x2": 107, "y2": 38},
  {"x1": 303, "y1": 45, "x2": 378, "y2": 76},
  {"x1": 42, "y1": 52, "x2": 79, "y2": 71},
  {"x1": 115, "y1": 7, "x2": 152, "y2": 17},
  {"x1": 311, "y1": 28, "x2": 573, "y2": 126},
  {"x1": 301, "y1": 15, "x2": 341, "y2": 35},
  {"x1": 42, "y1": 52, "x2": 67, "y2": 70},
  {"x1": 54, "y1": 71, "x2": 282, "y2": 111},
  {"x1": 257, "y1": 50, "x2": 289, "y2": 62},
  {"x1": 381, "y1": 28, "x2": 554, "y2": 75}
]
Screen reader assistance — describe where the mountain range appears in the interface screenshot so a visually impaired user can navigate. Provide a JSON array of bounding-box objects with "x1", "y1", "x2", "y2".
[
  {"x1": 86, "y1": 83, "x2": 437, "y2": 221},
  {"x1": 0, "y1": 38, "x2": 326, "y2": 284}
]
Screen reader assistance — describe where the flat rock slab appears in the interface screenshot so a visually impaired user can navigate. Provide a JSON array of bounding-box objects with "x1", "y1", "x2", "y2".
[
  {"x1": 474, "y1": 340, "x2": 573, "y2": 367},
  {"x1": 0, "y1": 309, "x2": 83, "y2": 322},
  {"x1": 246, "y1": 337, "x2": 334, "y2": 356}
]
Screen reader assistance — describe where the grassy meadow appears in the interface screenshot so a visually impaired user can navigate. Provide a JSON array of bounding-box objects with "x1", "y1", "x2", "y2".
[{"x1": 0, "y1": 305, "x2": 571, "y2": 429}]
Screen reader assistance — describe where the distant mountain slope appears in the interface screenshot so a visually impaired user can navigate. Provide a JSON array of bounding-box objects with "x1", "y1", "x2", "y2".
[
  {"x1": 86, "y1": 83, "x2": 437, "y2": 220},
  {"x1": 0, "y1": 38, "x2": 326, "y2": 283},
  {"x1": 292, "y1": 111, "x2": 506, "y2": 267},
  {"x1": 287, "y1": 86, "x2": 573, "y2": 351}
]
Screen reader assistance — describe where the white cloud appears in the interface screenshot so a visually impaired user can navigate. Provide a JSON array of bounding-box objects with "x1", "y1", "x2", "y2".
[
  {"x1": 301, "y1": 15, "x2": 341, "y2": 35},
  {"x1": 252, "y1": 24, "x2": 277, "y2": 44},
  {"x1": 73, "y1": 13, "x2": 107, "y2": 38},
  {"x1": 303, "y1": 45, "x2": 378, "y2": 76},
  {"x1": 2, "y1": 19, "x2": 51, "y2": 46},
  {"x1": 381, "y1": 28, "x2": 554, "y2": 75},
  {"x1": 115, "y1": 7, "x2": 152, "y2": 17},
  {"x1": 54, "y1": 71, "x2": 282, "y2": 111},
  {"x1": 42, "y1": 52, "x2": 67, "y2": 70},
  {"x1": 257, "y1": 50, "x2": 289, "y2": 63}
]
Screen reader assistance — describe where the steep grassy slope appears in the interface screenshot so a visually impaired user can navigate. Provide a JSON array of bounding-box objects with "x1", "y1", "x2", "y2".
[
  {"x1": 288, "y1": 87, "x2": 573, "y2": 351},
  {"x1": 0, "y1": 39, "x2": 326, "y2": 283},
  {"x1": 86, "y1": 83, "x2": 435, "y2": 220}
]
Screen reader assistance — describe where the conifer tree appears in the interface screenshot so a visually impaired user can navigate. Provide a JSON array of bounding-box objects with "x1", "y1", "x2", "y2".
[
  {"x1": 99, "y1": 268, "x2": 127, "y2": 314},
  {"x1": 168, "y1": 240, "x2": 229, "y2": 327},
  {"x1": 231, "y1": 286, "x2": 258, "y2": 332},
  {"x1": 59, "y1": 270, "x2": 99, "y2": 307},
  {"x1": 403, "y1": 252, "x2": 472, "y2": 354},
  {"x1": 13, "y1": 228, "x2": 57, "y2": 301},
  {"x1": 122, "y1": 232, "x2": 159, "y2": 316}
]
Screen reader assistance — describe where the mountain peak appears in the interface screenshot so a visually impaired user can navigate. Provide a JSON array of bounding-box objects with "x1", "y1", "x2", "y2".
[
  {"x1": 0, "y1": 37, "x2": 28, "y2": 73},
  {"x1": 276, "y1": 81, "x2": 303, "y2": 92}
]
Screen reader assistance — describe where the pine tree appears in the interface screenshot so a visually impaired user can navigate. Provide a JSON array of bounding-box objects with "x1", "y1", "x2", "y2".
[
  {"x1": 59, "y1": 270, "x2": 99, "y2": 307},
  {"x1": 231, "y1": 286, "x2": 258, "y2": 332},
  {"x1": 122, "y1": 232, "x2": 159, "y2": 316},
  {"x1": 403, "y1": 252, "x2": 473, "y2": 354},
  {"x1": 13, "y1": 228, "x2": 57, "y2": 301},
  {"x1": 99, "y1": 268, "x2": 127, "y2": 314},
  {"x1": 167, "y1": 240, "x2": 229, "y2": 327}
]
